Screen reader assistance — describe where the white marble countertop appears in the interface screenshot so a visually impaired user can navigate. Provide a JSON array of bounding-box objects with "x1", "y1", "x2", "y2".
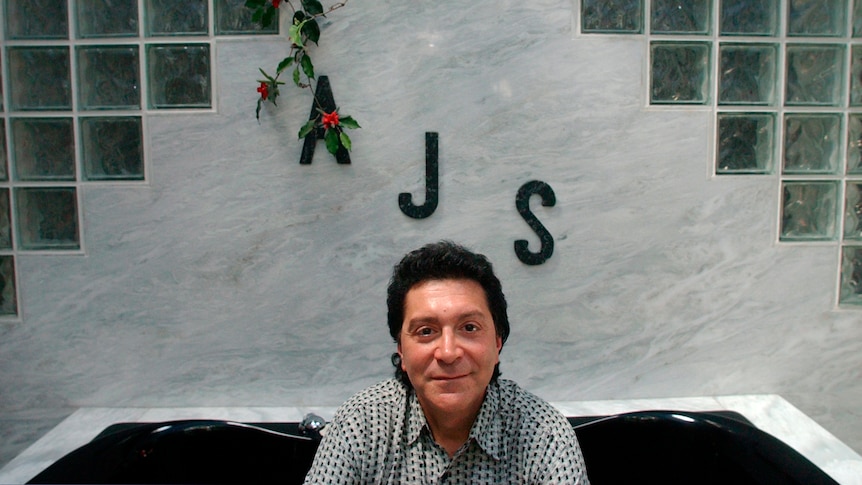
[{"x1": 1, "y1": 394, "x2": 860, "y2": 484}]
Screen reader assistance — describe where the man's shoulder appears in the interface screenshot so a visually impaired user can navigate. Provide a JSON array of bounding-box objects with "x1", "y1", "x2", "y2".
[
  {"x1": 337, "y1": 378, "x2": 408, "y2": 416},
  {"x1": 496, "y1": 379, "x2": 554, "y2": 407},
  {"x1": 494, "y1": 379, "x2": 571, "y2": 426}
]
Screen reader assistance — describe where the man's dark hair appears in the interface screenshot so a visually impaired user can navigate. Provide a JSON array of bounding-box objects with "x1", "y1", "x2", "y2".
[{"x1": 387, "y1": 240, "x2": 510, "y2": 388}]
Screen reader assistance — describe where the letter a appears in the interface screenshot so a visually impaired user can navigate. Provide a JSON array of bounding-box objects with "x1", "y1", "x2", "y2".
[{"x1": 300, "y1": 76, "x2": 350, "y2": 165}]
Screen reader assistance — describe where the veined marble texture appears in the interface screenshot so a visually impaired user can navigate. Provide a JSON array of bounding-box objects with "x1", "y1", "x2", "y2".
[{"x1": 1, "y1": 0, "x2": 862, "y2": 469}]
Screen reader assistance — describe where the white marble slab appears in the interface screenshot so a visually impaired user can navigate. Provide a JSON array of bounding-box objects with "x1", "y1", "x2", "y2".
[
  {"x1": 3, "y1": 0, "x2": 862, "y2": 478},
  {"x1": 715, "y1": 395, "x2": 862, "y2": 485},
  {"x1": 1, "y1": 395, "x2": 860, "y2": 485}
]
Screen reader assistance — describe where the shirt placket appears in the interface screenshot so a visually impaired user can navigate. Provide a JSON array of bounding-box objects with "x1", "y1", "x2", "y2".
[{"x1": 437, "y1": 439, "x2": 483, "y2": 484}]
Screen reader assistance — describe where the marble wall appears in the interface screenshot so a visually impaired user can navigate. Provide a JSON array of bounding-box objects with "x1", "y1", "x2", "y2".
[{"x1": 2, "y1": 0, "x2": 862, "y2": 468}]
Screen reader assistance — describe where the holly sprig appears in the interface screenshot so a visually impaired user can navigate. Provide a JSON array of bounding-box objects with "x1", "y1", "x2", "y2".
[{"x1": 247, "y1": 0, "x2": 359, "y2": 155}]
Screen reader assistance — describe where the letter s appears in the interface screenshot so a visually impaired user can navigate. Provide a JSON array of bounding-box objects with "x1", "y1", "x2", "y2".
[{"x1": 514, "y1": 180, "x2": 555, "y2": 265}]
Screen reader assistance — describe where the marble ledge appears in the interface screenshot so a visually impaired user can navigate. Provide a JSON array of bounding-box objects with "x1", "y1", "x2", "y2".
[{"x1": 1, "y1": 395, "x2": 860, "y2": 485}]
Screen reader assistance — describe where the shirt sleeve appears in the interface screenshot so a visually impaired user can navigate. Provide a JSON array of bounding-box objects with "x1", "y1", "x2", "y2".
[
  {"x1": 301, "y1": 409, "x2": 362, "y2": 485},
  {"x1": 521, "y1": 401, "x2": 590, "y2": 485},
  {"x1": 535, "y1": 424, "x2": 591, "y2": 485}
]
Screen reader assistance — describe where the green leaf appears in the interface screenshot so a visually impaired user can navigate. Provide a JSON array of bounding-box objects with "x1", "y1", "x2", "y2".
[
  {"x1": 245, "y1": 0, "x2": 266, "y2": 8},
  {"x1": 258, "y1": 67, "x2": 275, "y2": 82},
  {"x1": 301, "y1": 0, "x2": 324, "y2": 15},
  {"x1": 288, "y1": 22, "x2": 304, "y2": 47},
  {"x1": 261, "y1": 5, "x2": 276, "y2": 27},
  {"x1": 302, "y1": 18, "x2": 320, "y2": 45},
  {"x1": 251, "y1": 7, "x2": 264, "y2": 22},
  {"x1": 293, "y1": 10, "x2": 308, "y2": 22},
  {"x1": 298, "y1": 119, "x2": 317, "y2": 138},
  {"x1": 325, "y1": 129, "x2": 340, "y2": 154},
  {"x1": 300, "y1": 54, "x2": 315, "y2": 79},
  {"x1": 339, "y1": 132, "x2": 352, "y2": 151},
  {"x1": 276, "y1": 56, "x2": 294, "y2": 74},
  {"x1": 292, "y1": 66, "x2": 301, "y2": 86},
  {"x1": 339, "y1": 116, "x2": 361, "y2": 129}
]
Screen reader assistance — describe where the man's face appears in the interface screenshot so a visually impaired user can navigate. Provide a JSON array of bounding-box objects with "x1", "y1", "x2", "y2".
[{"x1": 398, "y1": 278, "x2": 503, "y2": 419}]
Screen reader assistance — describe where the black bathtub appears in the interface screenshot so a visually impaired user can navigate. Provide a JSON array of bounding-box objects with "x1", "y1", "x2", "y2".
[{"x1": 27, "y1": 410, "x2": 838, "y2": 484}]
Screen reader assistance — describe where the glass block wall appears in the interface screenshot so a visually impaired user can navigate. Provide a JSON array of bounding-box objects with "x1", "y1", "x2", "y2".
[
  {"x1": 579, "y1": 0, "x2": 862, "y2": 307},
  {"x1": 0, "y1": 0, "x2": 276, "y2": 318}
]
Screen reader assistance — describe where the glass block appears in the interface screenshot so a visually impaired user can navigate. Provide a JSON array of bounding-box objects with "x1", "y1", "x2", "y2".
[
  {"x1": 785, "y1": 44, "x2": 844, "y2": 106},
  {"x1": 788, "y1": 0, "x2": 847, "y2": 37},
  {"x1": 11, "y1": 118, "x2": 75, "y2": 181},
  {"x1": 718, "y1": 43, "x2": 777, "y2": 105},
  {"x1": 7, "y1": 47, "x2": 72, "y2": 111},
  {"x1": 581, "y1": 0, "x2": 643, "y2": 33},
  {"x1": 81, "y1": 117, "x2": 144, "y2": 180},
  {"x1": 840, "y1": 245, "x2": 862, "y2": 304},
  {"x1": 855, "y1": 0, "x2": 862, "y2": 36},
  {"x1": 716, "y1": 113, "x2": 775, "y2": 174},
  {"x1": 848, "y1": 115, "x2": 862, "y2": 174},
  {"x1": 780, "y1": 181, "x2": 839, "y2": 241},
  {"x1": 845, "y1": 183, "x2": 862, "y2": 240},
  {"x1": 0, "y1": 120, "x2": 7, "y2": 181},
  {"x1": 650, "y1": 42, "x2": 710, "y2": 104},
  {"x1": 5, "y1": 0, "x2": 68, "y2": 39},
  {"x1": 146, "y1": 0, "x2": 208, "y2": 36},
  {"x1": 215, "y1": 0, "x2": 278, "y2": 35},
  {"x1": 77, "y1": 46, "x2": 141, "y2": 110},
  {"x1": 0, "y1": 256, "x2": 17, "y2": 316},
  {"x1": 147, "y1": 44, "x2": 212, "y2": 108},
  {"x1": 850, "y1": 46, "x2": 862, "y2": 106},
  {"x1": 15, "y1": 187, "x2": 80, "y2": 250},
  {"x1": 0, "y1": 189, "x2": 11, "y2": 250},
  {"x1": 651, "y1": 0, "x2": 710, "y2": 34},
  {"x1": 783, "y1": 114, "x2": 842, "y2": 174},
  {"x1": 76, "y1": 0, "x2": 138, "y2": 38},
  {"x1": 720, "y1": 0, "x2": 778, "y2": 36}
]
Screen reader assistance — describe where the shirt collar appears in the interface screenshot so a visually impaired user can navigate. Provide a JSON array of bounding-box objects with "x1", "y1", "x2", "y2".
[
  {"x1": 406, "y1": 389, "x2": 427, "y2": 446},
  {"x1": 404, "y1": 381, "x2": 504, "y2": 461},
  {"x1": 469, "y1": 380, "x2": 504, "y2": 460}
]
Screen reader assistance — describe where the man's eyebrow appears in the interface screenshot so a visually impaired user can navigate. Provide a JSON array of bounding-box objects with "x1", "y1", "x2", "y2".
[
  {"x1": 405, "y1": 310, "x2": 489, "y2": 329},
  {"x1": 405, "y1": 316, "x2": 436, "y2": 327},
  {"x1": 455, "y1": 310, "x2": 488, "y2": 321}
]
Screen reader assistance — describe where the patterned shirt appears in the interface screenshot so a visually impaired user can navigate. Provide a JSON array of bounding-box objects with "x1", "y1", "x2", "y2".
[{"x1": 303, "y1": 378, "x2": 590, "y2": 484}]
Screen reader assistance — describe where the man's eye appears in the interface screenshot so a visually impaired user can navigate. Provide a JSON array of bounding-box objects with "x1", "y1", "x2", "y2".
[
  {"x1": 463, "y1": 323, "x2": 478, "y2": 332},
  {"x1": 418, "y1": 327, "x2": 434, "y2": 336}
]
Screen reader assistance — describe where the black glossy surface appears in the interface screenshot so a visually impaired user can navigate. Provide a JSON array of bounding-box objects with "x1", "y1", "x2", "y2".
[
  {"x1": 28, "y1": 420, "x2": 318, "y2": 484},
  {"x1": 573, "y1": 410, "x2": 839, "y2": 485},
  {"x1": 28, "y1": 411, "x2": 838, "y2": 484}
]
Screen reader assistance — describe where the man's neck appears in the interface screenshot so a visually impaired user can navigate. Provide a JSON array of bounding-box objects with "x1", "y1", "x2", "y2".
[
  {"x1": 427, "y1": 411, "x2": 477, "y2": 457},
  {"x1": 418, "y1": 393, "x2": 487, "y2": 457}
]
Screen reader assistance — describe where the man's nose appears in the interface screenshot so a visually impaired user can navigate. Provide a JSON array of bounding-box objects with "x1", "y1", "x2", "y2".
[{"x1": 435, "y1": 328, "x2": 463, "y2": 363}]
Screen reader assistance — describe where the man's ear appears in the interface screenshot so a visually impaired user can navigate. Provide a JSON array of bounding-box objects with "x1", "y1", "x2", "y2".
[{"x1": 397, "y1": 342, "x2": 404, "y2": 369}]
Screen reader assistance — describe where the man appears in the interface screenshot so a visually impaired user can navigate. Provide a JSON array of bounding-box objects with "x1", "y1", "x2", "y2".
[{"x1": 303, "y1": 241, "x2": 590, "y2": 484}]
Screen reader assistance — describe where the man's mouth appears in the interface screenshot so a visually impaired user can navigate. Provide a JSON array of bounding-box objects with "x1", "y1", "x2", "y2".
[{"x1": 432, "y1": 374, "x2": 467, "y2": 381}]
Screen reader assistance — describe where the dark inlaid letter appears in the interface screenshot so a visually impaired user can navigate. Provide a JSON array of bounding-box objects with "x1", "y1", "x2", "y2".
[
  {"x1": 515, "y1": 180, "x2": 555, "y2": 265},
  {"x1": 399, "y1": 132, "x2": 439, "y2": 219},
  {"x1": 300, "y1": 76, "x2": 350, "y2": 165}
]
